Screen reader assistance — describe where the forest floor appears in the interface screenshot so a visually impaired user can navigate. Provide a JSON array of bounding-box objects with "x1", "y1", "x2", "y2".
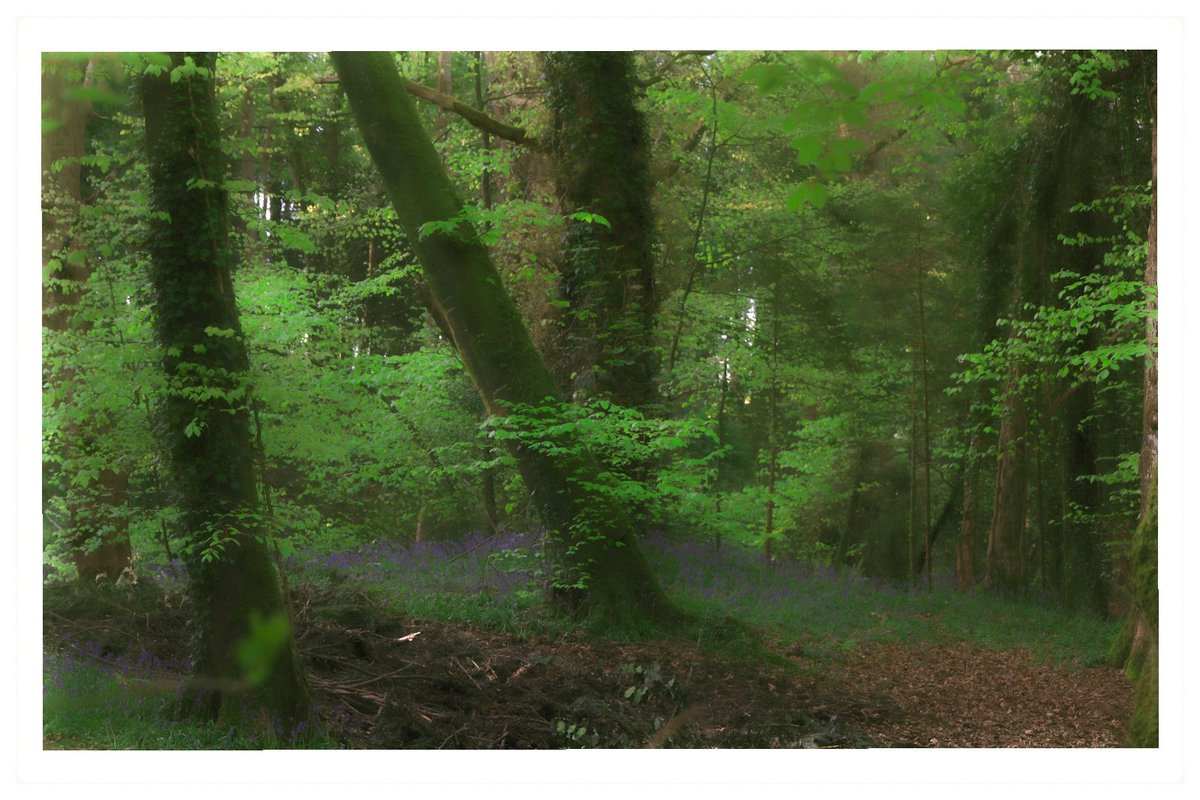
[{"x1": 42, "y1": 574, "x2": 1134, "y2": 749}]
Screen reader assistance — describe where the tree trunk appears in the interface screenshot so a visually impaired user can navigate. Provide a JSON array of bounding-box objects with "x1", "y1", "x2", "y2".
[
  {"x1": 437, "y1": 51, "x2": 453, "y2": 95},
  {"x1": 1141, "y1": 95, "x2": 1158, "y2": 518},
  {"x1": 1126, "y1": 482, "x2": 1158, "y2": 746},
  {"x1": 986, "y1": 364, "x2": 1028, "y2": 593},
  {"x1": 956, "y1": 461, "x2": 978, "y2": 591},
  {"x1": 141, "y1": 52, "x2": 308, "y2": 728},
  {"x1": 915, "y1": 231, "x2": 934, "y2": 592},
  {"x1": 764, "y1": 271, "x2": 781, "y2": 561},
  {"x1": 332, "y1": 51, "x2": 675, "y2": 625},
  {"x1": 1113, "y1": 79, "x2": 1157, "y2": 745},
  {"x1": 543, "y1": 52, "x2": 658, "y2": 411},
  {"x1": 907, "y1": 344, "x2": 919, "y2": 582},
  {"x1": 42, "y1": 55, "x2": 133, "y2": 582}
]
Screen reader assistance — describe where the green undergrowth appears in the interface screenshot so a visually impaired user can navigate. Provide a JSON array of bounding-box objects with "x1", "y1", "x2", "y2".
[
  {"x1": 642, "y1": 537, "x2": 1119, "y2": 667},
  {"x1": 293, "y1": 536, "x2": 1117, "y2": 667},
  {"x1": 292, "y1": 567, "x2": 576, "y2": 641},
  {"x1": 43, "y1": 657, "x2": 338, "y2": 750}
]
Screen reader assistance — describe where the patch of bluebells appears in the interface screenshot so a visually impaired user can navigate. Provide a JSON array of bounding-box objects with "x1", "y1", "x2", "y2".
[
  {"x1": 141, "y1": 558, "x2": 187, "y2": 584},
  {"x1": 46, "y1": 634, "x2": 188, "y2": 695},
  {"x1": 293, "y1": 528, "x2": 542, "y2": 601},
  {"x1": 640, "y1": 530, "x2": 920, "y2": 633},
  {"x1": 287, "y1": 526, "x2": 953, "y2": 638},
  {"x1": 44, "y1": 637, "x2": 188, "y2": 733}
]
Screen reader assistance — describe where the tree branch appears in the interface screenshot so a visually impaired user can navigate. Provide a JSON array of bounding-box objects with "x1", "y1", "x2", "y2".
[
  {"x1": 636, "y1": 50, "x2": 716, "y2": 89},
  {"x1": 320, "y1": 73, "x2": 538, "y2": 149}
]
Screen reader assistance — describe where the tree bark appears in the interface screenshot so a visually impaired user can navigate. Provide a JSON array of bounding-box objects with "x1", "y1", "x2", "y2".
[
  {"x1": 986, "y1": 363, "x2": 1029, "y2": 593},
  {"x1": 543, "y1": 52, "x2": 659, "y2": 411},
  {"x1": 1114, "y1": 77, "x2": 1157, "y2": 745},
  {"x1": 141, "y1": 52, "x2": 308, "y2": 728},
  {"x1": 956, "y1": 462, "x2": 978, "y2": 591},
  {"x1": 1141, "y1": 95, "x2": 1158, "y2": 517},
  {"x1": 1120, "y1": 481, "x2": 1157, "y2": 746},
  {"x1": 332, "y1": 51, "x2": 675, "y2": 625},
  {"x1": 437, "y1": 51, "x2": 453, "y2": 96}
]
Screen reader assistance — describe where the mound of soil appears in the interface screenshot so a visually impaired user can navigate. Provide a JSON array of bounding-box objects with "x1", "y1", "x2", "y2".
[{"x1": 42, "y1": 579, "x2": 1135, "y2": 749}]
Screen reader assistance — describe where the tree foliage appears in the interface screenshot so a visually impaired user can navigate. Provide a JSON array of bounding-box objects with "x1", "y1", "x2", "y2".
[{"x1": 42, "y1": 49, "x2": 1155, "y2": 739}]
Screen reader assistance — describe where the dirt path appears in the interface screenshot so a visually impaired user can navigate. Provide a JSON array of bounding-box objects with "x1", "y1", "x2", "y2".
[
  {"x1": 302, "y1": 616, "x2": 1133, "y2": 748},
  {"x1": 830, "y1": 643, "x2": 1133, "y2": 747}
]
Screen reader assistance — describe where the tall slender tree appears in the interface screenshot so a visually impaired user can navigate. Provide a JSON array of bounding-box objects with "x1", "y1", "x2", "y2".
[
  {"x1": 331, "y1": 51, "x2": 675, "y2": 625},
  {"x1": 1117, "y1": 66, "x2": 1157, "y2": 746},
  {"x1": 141, "y1": 52, "x2": 308, "y2": 726}
]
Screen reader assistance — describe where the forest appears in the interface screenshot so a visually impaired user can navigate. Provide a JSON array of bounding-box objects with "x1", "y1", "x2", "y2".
[{"x1": 40, "y1": 49, "x2": 1158, "y2": 751}]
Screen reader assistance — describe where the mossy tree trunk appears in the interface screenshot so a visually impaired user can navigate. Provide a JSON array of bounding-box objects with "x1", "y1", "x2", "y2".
[
  {"x1": 543, "y1": 52, "x2": 658, "y2": 411},
  {"x1": 141, "y1": 53, "x2": 308, "y2": 728},
  {"x1": 332, "y1": 51, "x2": 675, "y2": 625},
  {"x1": 1125, "y1": 483, "x2": 1158, "y2": 746},
  {"x1": 1114, "y1": 76, "x2": 1157, "y2": 746},
  {"x1": 42, "y1": 56, "x2": 133, "y2": 582},
  {"x1": 1140, "y1": 83, "x2": 1159, "y2": 521}
]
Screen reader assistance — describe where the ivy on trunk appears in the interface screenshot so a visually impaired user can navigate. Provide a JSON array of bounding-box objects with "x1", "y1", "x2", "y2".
[
  {"x1": 141, "y1": 52, "x2": 309, "y2": 728},
  {"x1": 331, "y1": 50, "x2": 676, "y2": 626}
]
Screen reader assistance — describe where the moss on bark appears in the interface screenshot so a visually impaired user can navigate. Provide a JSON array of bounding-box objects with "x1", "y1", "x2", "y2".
[
  {"x1": 142, "y1": 52, "x2": 308, "y2": 729},
  {"x1": 332, "y1": 51, "x2": 677, "y2": 627},
  {"x1": 543, "y1": 52, "x2": 658, "y2": 410},
  {"x1": 1125, "y1": 482, "x2": 1157, "y2": 746}
]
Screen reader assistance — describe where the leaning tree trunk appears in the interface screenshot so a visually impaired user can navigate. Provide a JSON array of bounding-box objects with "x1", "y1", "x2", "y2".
[
  {"x1": 543, "y1": 52, "x2": 658, "y2": 411},
  {"x1": 332, "y1": 51, "x2": 675, "y2": 626},
  {"x1": 141, "y1": 53, "x2": 308, "y2": 728},
  {"x1": 42, "y1": 56, "x2": 133, "y2": 581}
]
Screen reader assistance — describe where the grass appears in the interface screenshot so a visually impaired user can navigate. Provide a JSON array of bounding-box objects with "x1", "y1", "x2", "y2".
[
  {"x1": 642, "y1": 531, "x2": 1118, "y2": 665},
  {"x1": 42, "y1": 651, "x2": 338, "y2": 750}
]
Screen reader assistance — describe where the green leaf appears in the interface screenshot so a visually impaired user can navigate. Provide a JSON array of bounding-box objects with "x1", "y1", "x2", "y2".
[
  {"x1": 222, "y1": 179, "x2": 259, "y2": 194},
  {"x1": 236, "y1": 611, "x2": 290, "y2": 687},
  {"x1": 567, "y1": 212, "x2": 611, "y2": 228},
  {"x1": 838, "y1": 101, "x2": 868, "y2": 127},
  {"x1": 742, "y1": 63, "x2": 792, "y2": 95},
  {"x1": 142, "y1": 53, "x2": 172, "y2": 69},
  {"x1": 807, "y1": 182, "x2": 829, "y2": 208},
  {"x1": 64, "y1": 85, "x2": 127, "y2": 107},
  {"x1": 790, "y1": 135, "x2": 822, "y2": 166},
  {"x1": 786, "y1": 181, "x2": 828, "y2": 211},
  {"x1": 274, "y1": 225, "x2": 316, "y2": 254}
]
